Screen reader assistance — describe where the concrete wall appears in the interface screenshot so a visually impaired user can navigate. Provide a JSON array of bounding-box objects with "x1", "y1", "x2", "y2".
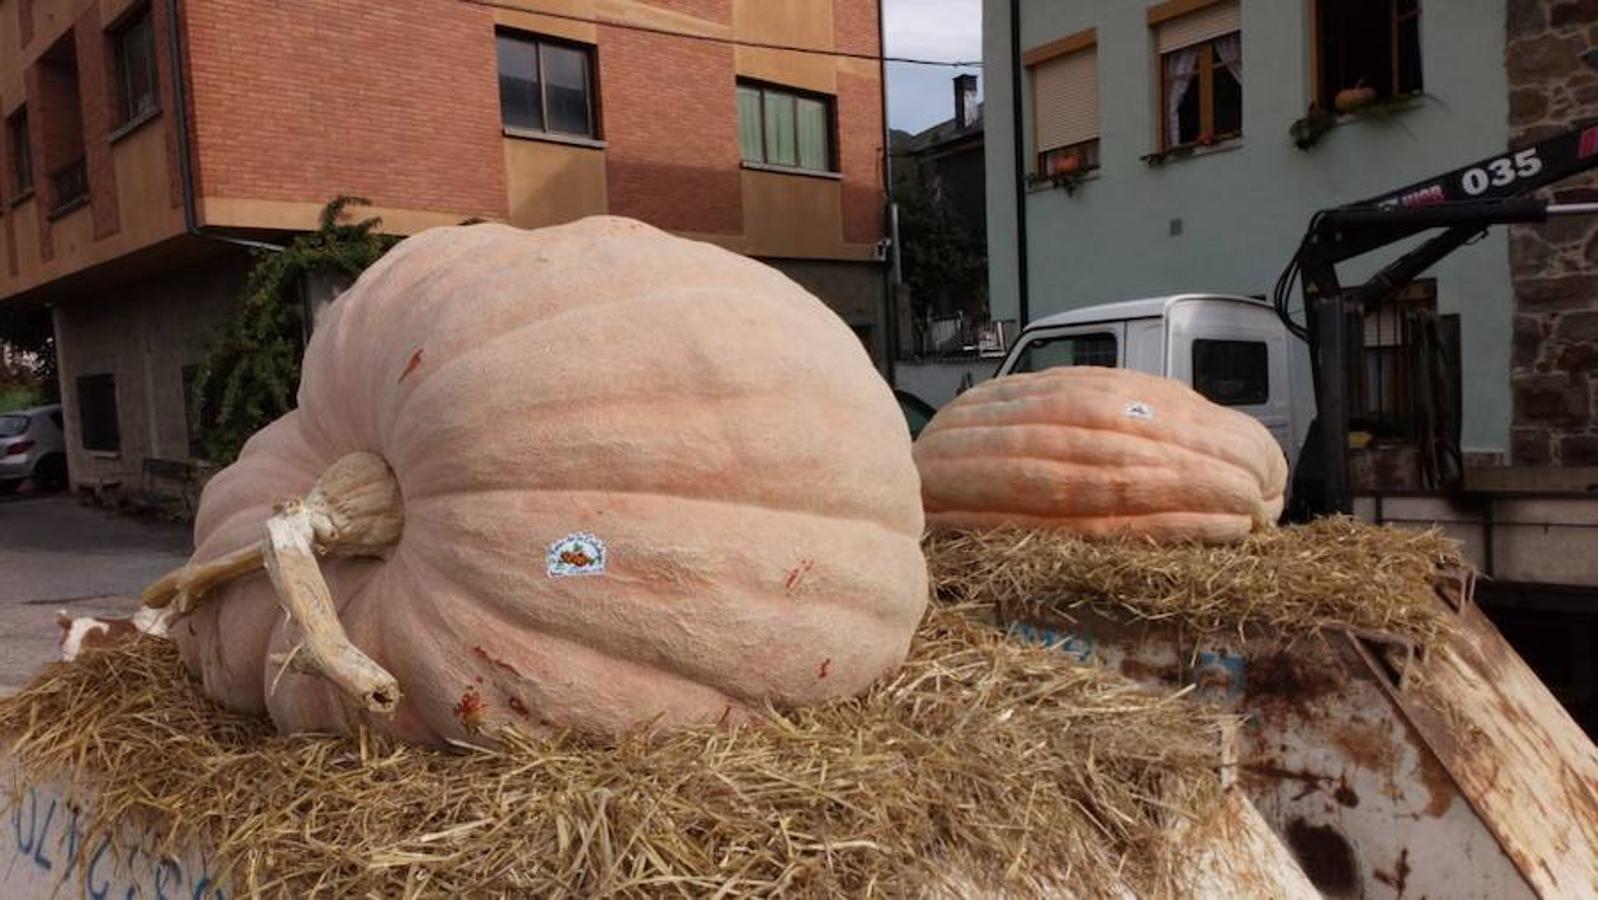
[
  {"x1": 766, "y1": 257, "x2": 888, "y2": 364},
  {"x1": 51, "y1": 250, "x2": 249, "y2": 487},
  {"x1": 984, "y1": 0, "x2": 1517, "y2": 456},
  {"x1": 895, "y1": 358, "x2": 998, "y2": 408}
]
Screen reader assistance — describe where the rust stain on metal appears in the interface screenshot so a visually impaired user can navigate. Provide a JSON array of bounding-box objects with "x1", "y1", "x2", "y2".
[
  {"x1": 1241, "y1": 763, "x2": 1329, "y2": 802},
  {"x1": 1414, "y1": 738, "x2": 1455, "y2": 817},
  {"x1": 1118, "y1": 657, "x2": 1180, "y2": 683},
  {"x1": 1285, "y1": 818, "x2": 1359, "y2": 897},
  {"x1": 1246, "y1": 652, "x2": 1341, "y2": 704},
  {"x1": 1333, "y1": 778, "x2": 1360, "y2": 808},
  {"x1": 1373, "y1": 847, "x2": 1411, "y2": 896},
  {"x1": 1330, "y1": 722, "x2": 1398, "y2": 780}
]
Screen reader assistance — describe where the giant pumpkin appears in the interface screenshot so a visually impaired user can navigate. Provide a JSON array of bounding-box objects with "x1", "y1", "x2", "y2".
[
  {"x1": 913, "y1": 367, "x2": 1286, "y2": 543},
  {"x1": 145, "y1": 217, "x2": 927, "y2": 746}
]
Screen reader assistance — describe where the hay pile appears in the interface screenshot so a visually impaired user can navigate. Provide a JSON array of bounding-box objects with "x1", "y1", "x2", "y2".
[
  {"x1": 927, "y1": 517, "x2": 1462, "y2": 644},
  {"x1": 0, "y1": 606, "x2": 1227, "y2": 898}
]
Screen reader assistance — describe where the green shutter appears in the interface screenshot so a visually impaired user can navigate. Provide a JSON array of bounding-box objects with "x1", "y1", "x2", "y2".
[
  {"x1": 737, "y1": 85, "x2": 764, "y2": 162},
  {"x1": 796, "y1": 97, "x2": 829, "y2": 171},
  {"x1": 763, "y1": 91, "x2": 797, "y2": 166}
]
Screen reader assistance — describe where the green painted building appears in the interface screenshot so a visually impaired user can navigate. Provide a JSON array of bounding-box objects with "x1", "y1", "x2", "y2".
[{"x1": 983, "y1": 0, "x2": 1597, "y2": 465}]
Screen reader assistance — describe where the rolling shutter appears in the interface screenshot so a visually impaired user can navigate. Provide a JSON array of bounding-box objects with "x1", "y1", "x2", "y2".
[
  {"x1": 1033, "y1": 45, "x2": 1098, "y2": 153},
  {"x1": 1156, "y1": 0, "x2": 1240, "y2": 53}
]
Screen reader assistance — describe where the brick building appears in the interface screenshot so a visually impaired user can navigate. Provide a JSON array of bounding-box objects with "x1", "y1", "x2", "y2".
[{"x1": 0, "y1": 0, "x2": 890, "y2": 487}]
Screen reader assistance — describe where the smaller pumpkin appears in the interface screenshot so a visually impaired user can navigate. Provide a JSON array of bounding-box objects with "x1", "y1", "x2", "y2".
[
  {"x1": 913, "y1": 367, "x2": 1288, "y2": 544},
  {"x1": 1051, "y1": 152, "x2": 1082, "y2": 176},
  {"x1": 1334, "y1": 84, "x2": 1378, "y2": 114}
]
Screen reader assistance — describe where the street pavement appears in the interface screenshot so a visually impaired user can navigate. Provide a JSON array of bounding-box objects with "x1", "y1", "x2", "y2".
[{"x1": 0, "y1": 492, "x2": 191, "y2": 693}]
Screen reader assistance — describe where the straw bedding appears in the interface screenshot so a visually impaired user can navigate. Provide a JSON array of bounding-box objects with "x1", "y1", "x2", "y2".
[
  {"x1": 925, "y1": 517, "x2": 1462, "y2": 645},
  {"x1": 0, "y1": 605, "x2": 1227, "y2": 899}
]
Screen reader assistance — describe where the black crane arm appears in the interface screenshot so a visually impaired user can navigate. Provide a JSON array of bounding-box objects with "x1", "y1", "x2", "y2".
[{"x1": 1278, "y1": 120, "x2": 1598, "y2": 515}]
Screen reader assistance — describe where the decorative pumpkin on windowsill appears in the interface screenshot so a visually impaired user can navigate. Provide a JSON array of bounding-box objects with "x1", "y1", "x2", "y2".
[
  {"x1": 143, "y1": 217, "x2": 928, "y2": 747},
  {"x1": 1333, "y1": 81, "x2": 1378, "y2": 114},
  {"x1": 1049, "y1": 152, "x2": 1082, "y2": 176},
  {"x1": 912, "y1": 367, "x2": 1287, "y2": 544}
]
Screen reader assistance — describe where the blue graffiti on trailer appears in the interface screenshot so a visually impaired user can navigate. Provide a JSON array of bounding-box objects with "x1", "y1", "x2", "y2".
[
  {"x1": 7, "y1": 784, "x2": 226, "y2": 899},
  {"x1": 1007, "y1": 622, "x2": 1249, "y2": 698},
  {"x1": 1193, "y1": 650, "x2": 1248, "y2": 699},
  {"x1": 1008, "y1": 621, "x2": 1097, "y2": 662}
]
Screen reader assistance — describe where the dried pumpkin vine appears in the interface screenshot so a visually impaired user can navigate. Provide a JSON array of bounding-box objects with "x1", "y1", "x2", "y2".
[{"x1": 189, "y1": 196, "x2": 399, "y2": 464}]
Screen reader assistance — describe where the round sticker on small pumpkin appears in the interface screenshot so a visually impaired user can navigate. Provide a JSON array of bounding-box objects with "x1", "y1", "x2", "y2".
[{"x1": 547, "y1": 532, "x2": 606, "y2": 578}]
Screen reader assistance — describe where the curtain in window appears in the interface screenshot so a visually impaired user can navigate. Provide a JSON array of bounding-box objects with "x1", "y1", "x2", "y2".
[
  {"x1": 763, "y1": 92, "x2": 797, "y2": 166},
  {"x1": 795, "y1": 97, "x2": 828, "y2": 170},
  {"x1": 737, "y1": 86, "x2": 764, "y2": 161},
  {"x1": 1164, "y1": 47, "x2": 1201, "y2": 146},
  {"x1": 1214, "y1": 33, "x2": 1242, "y2": 81}
]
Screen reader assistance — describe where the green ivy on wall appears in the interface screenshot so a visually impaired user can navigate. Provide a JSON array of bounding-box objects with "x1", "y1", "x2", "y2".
[{"x1": 190, "y1": 197, "x2": 398, "y2": 464}]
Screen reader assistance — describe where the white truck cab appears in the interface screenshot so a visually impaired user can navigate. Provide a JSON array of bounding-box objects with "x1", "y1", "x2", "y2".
[{"x1": 995, "y1": 294, "x2": 1311, "y2": 471}]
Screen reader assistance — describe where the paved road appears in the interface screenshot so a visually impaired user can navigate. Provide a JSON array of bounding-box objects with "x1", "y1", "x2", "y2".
[{"x1": 0, "y1": 493, "x2": 191, "y2": 693}]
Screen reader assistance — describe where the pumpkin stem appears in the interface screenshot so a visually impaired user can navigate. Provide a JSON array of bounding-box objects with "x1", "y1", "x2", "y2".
[
  {"x1": 142, "y1": 451, "x2": 406, "y2": 715},
  {"x1": 263, "y1": 499, "x2": 401, "y2": 716},
  {"x1": 143, "y1": 452, "x2": 405, "y2": 611}
]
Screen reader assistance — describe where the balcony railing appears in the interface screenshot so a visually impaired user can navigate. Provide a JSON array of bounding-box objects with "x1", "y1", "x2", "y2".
[
  {"x1": 48, "y1": 158, "x2": 87, "y2": 216},
  {"x1": 910, "y1": 312, "x2": 1016, "y2": 360}
]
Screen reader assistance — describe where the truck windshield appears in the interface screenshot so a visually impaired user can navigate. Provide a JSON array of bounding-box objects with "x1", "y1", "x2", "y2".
[
  {"x1": 0, "y1": 415, "x2": 28, "y2": 437},
  {"x1": 1010, "y1": 332, "x2": 1118, "y2": 373}
]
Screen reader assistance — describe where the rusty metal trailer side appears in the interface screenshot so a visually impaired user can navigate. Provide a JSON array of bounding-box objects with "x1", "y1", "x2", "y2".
[{"x1": 1005, "y1": 570, "x2": 1598, "y2": 899}]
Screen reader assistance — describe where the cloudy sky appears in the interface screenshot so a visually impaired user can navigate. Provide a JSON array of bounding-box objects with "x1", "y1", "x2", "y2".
[{"x1": 882, "y1": 0, "x2": 983, "y2": 135}]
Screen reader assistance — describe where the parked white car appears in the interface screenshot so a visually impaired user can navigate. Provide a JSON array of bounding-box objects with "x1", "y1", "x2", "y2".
[{"x1": 0, "y1": 403, "x2": 68, "y2": 493}]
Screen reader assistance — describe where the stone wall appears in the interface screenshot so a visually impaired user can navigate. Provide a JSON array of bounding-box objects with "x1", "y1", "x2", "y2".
[{"x1": 1507, "y1": 0, "x2": 1598, "y2": 466}]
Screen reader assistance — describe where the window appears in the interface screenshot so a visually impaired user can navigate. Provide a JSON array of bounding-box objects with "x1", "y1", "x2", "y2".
[
  {"x1": 1316, "y1": 0, "x2": 1421, "y2": 108},
  {"x1": 113, "y1": 7, "x2": 159, "y2": 124},
  {"x1": 497, "y1": 31, "x2": 597, "y2": 138},
  {"x1": 1027, "y1": 34, "x2": 1099, "y2": 176},
  {"x1": 76, "y1": 373, "x2": 120, "y2": 454},
  {"x1": 1040, "y1": 141, "x2": 1100, "y2": 178},
  {"x1": 7, "y1": 108, "x2": 31, "y2": 196},
  {"x1": 50, "y1": 158, "x2": 87, "y2": 212},
  {"x1": 738, "y1": 82, "x2": 834, "y2": 173},
  {"x1": 181, "y1": 364, "x2": 202, "y2": 459},
  {"x1": 1011, "y1": 332, "x2": 1117, "y2": 373},
  {"x1": 1193, "y1": 340, "x2": 1269, "y2": 406},
  {"x1": 37, "y1": 33, "x2": 86, "y2": 214},
  {"x1": 1154, "y1": 1, "x2": 1241, "y2": 149},
  {"x1": 1356, "y1": 279, "x2": 1436, "y2": 434}
]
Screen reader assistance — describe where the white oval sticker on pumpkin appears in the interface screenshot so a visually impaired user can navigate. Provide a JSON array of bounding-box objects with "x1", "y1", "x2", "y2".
[
  {"x1": 547, "y1": 532, "x2": 607, "y2": 578},
  {"x1": 1124, "y1": 401, "x2": 1155, "y2": 421}
]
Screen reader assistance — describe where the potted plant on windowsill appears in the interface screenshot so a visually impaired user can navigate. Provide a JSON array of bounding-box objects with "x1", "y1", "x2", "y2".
[
  {"x1": 1290, "y1": 83, "x2": 1426, "y2": 152},
  {"x1": 1140, "y1": 143, "x2": 1197, "y2": 167},
  {"x1": 1289, "y1": 104, "x2": 1337, "y2": 151}
]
